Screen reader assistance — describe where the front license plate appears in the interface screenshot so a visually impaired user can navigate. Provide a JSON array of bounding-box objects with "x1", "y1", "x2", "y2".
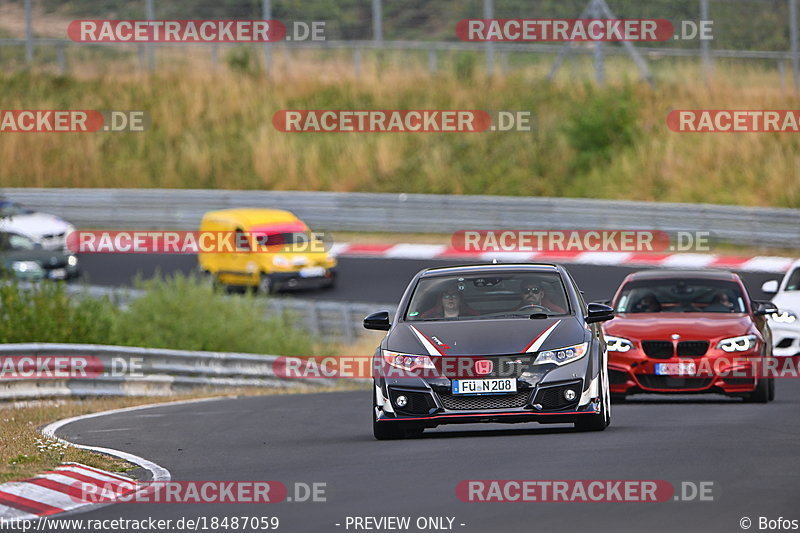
[
  {"x1": 655, "y1": 362, "x2": 697, "y2": 376},
  {"x1": 299, "y1": 266, "x2": 325, "y2": 278},
  {"x1": 48, "y1": 268, "x2": 66, "y2": 280},
  {"x1": 452, "y1": 378, "x2": 517, "y2": 395}
]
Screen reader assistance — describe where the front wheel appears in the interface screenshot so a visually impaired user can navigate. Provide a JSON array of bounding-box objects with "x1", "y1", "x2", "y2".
[
  {"x1": 258, "y1": 274, "x2": 275, "y2": 295},
  {"x1": 744, "y1": 377, "x2": 771, "y2": 403},
  {"x1": 373, "y1": 417, "x2": 406, "y2": 440},
  {"x1": 575, "y1": 371, "x2": 610, "y2": 432},
  {"x1": 372, "y1": 387, "x2": 423, "y2": 440}
]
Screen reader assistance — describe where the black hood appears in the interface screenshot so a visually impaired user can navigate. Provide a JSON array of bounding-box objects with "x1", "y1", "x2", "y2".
[{"x1": 387, "y1": 317, "x2": 587, "y2": 356}]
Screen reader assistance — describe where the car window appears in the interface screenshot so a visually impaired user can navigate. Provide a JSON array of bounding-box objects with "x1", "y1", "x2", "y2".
[
  {"x1": 254, "y1": 231, "x2": 312, "y2": 248},
  {"x1": 785, "y1": 268, "x2": 800, "y2": 291},
  {"x1": 0, "y1": 201, "x2": 33, "y2": 218},
  {"x1": 615, "y1": 278, "x2": 746, "y2": 313},
  {"x1": 405, "y1": 272, "x2": 570, "y2": 321},
  {"x1": 8, "y1": 233, "x2": 37, "y2": 251}
]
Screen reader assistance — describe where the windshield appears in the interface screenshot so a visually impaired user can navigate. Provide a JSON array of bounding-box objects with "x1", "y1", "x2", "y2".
[
  {"x1": 0, "y1": 201, "x2": 34, "y2": 218},
  {"x1": 785, "y1": 268, "x2": 800, "y2": 291},
  {"x1": 0, "y1": 232, "x2": 37, "y2": 251},
  {"x1": 253, "y1": 232, "x2": 314, "y2": 248},
  {"x1": 615, "y1": 278, "x2": 747, "y2": 313},
  {"x1": 405, "y1": 272, "x2": 570, "y2": 321}
]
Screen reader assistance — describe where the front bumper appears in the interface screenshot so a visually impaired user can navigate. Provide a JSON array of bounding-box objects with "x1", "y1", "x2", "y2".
[
  {"x1": 10, "y1": 264, "x2": 80, "y2": 281},
  {"x1": 770, "y1": 324, "x2": 800, "y2": 357},
  {"x1": 375, "y1": 366, "x2": 600, "y2": 428},
  {"x1": 270, "y1": 268, "x2": 336, "y2": 290},
  {"x1": 608, "y1": 351, "x2": 767, "y2": 396}
]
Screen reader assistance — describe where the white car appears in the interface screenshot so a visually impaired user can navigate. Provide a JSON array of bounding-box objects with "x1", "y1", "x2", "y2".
[
  {"x1": 762, "y1": 259, "x2": 800, "y2": 357},
  {"x1": 0, "y1": 199, "x2": 75, "y2": 251}
]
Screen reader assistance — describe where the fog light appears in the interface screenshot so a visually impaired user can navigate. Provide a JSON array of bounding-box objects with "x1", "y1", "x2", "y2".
[
  {"x1": 564, "y1": 389, "x2": 577, "y2": 401},
  {"x1": 395, "y1": 395, "x2": 408, "y2": 408}
]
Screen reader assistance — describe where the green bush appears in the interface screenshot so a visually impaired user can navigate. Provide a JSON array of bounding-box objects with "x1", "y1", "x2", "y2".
[
  {"x1": 0, "y1": 276, "x2": 319, "y2": 356},
  {"x1": 225, "y1": 47, "x2": 262, "y2": 77},
  {"x1": 562, "y1": 84, "x2": 639, "y2": 171},
  {"x1": 0, "y1": 281, "x2": 115, "y2": 344}
]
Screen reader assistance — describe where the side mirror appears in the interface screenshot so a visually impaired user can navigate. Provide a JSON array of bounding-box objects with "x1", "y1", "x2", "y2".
[
  {"x1": 761, "y1": 280, "x2": 779, "y2": 295},
  {"x1": 364, "y1": 311, "x2": 391, "y2": 331},
  {"x1": 586, "y1": 302, "x2": 615, "y2": 324},
  {"x1": 753, "y1": 300, "x2": 779, "y2": 316}
]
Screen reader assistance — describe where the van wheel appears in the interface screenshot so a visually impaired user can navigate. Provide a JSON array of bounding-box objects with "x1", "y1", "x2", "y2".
[{"x1": 258, "y1": 274, "x2": 274, "y2": 295}]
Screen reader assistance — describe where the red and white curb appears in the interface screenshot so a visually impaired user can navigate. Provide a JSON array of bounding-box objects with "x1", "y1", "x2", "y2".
[
  {"x1": 0, "y1": 398, "x2": 220, "y2": 520},
  {"x1": 0, "y1": 463, "x2": 137, "y2": 519},
  {"x1": 330, "y1": 243, "x2": 795, "y2": 273}
]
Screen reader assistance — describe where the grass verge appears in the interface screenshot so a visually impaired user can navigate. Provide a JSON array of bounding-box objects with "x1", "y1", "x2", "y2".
[{"x1": 0, "y1": 58, "x2": 798, "y2": 207}]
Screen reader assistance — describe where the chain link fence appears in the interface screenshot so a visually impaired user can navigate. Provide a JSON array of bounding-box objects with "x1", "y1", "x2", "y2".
[{"x1": 2, "y1": 0, "x2": 798, "y2": 85}]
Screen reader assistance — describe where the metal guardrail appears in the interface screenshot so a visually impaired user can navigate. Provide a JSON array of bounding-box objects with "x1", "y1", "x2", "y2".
[
  {"x1": 267, "y1": 298, "x2": 394, "y2": 344},
  {"x1": 0, "y1": 343, "x2": 337, "y2": 400},
  {"x1": 3, "y1": 188, "x2": 800, "y2": 247},
  {"x1": 52, "y1": 283, "x2": 392, "y2": 344}
]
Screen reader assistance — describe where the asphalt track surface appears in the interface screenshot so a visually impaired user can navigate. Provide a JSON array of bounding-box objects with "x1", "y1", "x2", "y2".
[
  {"x1": 77, "y1": 254, "x2": 780, "y2": 303},
  {"x1": 49, "y1": 254, "x2": 796, "y2": 533},
  {"x1": 56, "y1": 386, "x2": 800, "y2": 533}
]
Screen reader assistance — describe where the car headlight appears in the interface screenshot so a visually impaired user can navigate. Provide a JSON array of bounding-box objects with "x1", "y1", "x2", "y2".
[
  {"x1": 717, "y1": 334, "x2": 758, "y2": 352},
  {"x1": 272, "y1": 255, "x2": 290, "y2": 267},
  {"x1": 534, "y1": 342, "x2": 588, "y2": 366},
  {"x1": 770, "y1": 310, "x2": 797, "y2": 324},
  {"x1": 605, "y1": 335, "x2": 634, "y2": 352},
  {"x1": 11, "y1": 261, "x2": 42, "y2": 273},
  {"x1": 381, "y1": 350, "x2": 435, "y2": 372},
  {"x1": 67, "y1": 255, "x2": 78, "y2": 267}
]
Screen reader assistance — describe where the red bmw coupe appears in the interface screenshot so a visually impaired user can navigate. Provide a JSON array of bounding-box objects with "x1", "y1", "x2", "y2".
[{"x1": 603, "y1": 270, "x2": 777, "y2": 402}]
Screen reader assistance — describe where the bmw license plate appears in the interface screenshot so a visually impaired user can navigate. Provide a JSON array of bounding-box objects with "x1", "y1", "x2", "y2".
[
  {"x1": 452, "y1": 378, "x2": 517, "y2": 395},
  {"x1": 654, "y1": 362, "x2": 696, "y2": 376},
  {"x1": 299, "y1": 266, "x2": 325, "y2": 278}
]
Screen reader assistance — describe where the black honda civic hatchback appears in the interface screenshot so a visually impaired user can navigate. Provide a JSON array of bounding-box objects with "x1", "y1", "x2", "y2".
[{"x1": 364, "y1": 264, "x2": 615, "y2": 439}]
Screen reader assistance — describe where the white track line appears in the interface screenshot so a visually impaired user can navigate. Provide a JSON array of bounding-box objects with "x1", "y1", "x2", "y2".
[{"x1": 32, "y1": 397, "x2": 227, "y2": 518}]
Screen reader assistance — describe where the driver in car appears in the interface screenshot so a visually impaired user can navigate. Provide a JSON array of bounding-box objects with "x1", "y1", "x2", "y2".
[
  {"x1": 517, "y1": 281, "x2": 566, "y2": 314},
  {"x1": 705, "y1": 290, "x2": 736, "y2": 312},
  {"x1": 420, "y1": 282, "x2": 480, "y2": 319}
]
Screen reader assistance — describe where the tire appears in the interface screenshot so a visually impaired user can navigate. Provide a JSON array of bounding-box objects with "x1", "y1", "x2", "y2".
[
  {"x1": 373, "y1": 417, "x2": 407, "y2": 440},
  {"x1": 372, "y1": 385, "x2": 423, "y2": 440},
  {"x1": 768, "y1": 378, "x2": 775, "y2": 402},
  {"x1": 258, "y1": 274, "x2": 274, "y2": 295},
  {"x1": 610, "y1": 394, "x2": 626, "y2": 403},
  {"x1": 744, "y1": 378, "x2": 770, "y2": 403},
  {"x1": 575, "y1": 369, "x2": 611, "y2": 432}
]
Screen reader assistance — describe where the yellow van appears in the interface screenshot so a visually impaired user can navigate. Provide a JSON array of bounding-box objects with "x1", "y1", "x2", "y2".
[{"x1": 198, "y1": 208, "x2": 337, "y2": 293}]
